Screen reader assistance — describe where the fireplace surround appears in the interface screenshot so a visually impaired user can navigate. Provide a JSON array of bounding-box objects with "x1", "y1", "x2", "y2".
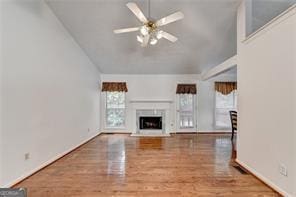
[{"x1": 130, "y1": 99, "x2": 173, "y2": 135}]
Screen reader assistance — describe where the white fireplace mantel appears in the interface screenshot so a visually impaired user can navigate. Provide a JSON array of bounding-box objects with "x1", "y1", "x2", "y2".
[
  {"x1": 129, "y1": 99, "x2": 174, "y2": 104},
  {"x1": 130, "y1": 99, "x2": 174, "y2": 134}
]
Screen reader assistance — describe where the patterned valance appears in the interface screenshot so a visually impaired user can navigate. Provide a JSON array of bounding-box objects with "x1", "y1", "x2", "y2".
[
  {"x1": 215, "y1": 82, "x2": 237, "y2": 95},
  {"x1": 176, "y1": 84, "x2": 197, "y2": 94},
  {"x1": 102, "y1": 82, "x2": 128, "y2": 92}
]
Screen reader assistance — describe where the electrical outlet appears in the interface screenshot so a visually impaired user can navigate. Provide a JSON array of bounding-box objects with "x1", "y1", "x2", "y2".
[
  {"x1": 279, "y1": 164, "x2": 288, "y2": 176},
  {"x1": 24, "y1": 153, "x2": 30, "y2": 160},
  {"x1": 88, "y1": 128, "x2": 90, "y2": 132}
]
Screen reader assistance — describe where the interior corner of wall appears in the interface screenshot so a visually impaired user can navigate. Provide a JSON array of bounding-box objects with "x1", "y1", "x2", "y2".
[{"x1": 237, "y1": 0, "x2": 247, "y2": 44}]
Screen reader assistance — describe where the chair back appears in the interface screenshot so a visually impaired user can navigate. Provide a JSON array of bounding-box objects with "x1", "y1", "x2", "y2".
[{"x1": 229, "y1": 111, "x2": 237, "y2": 131}]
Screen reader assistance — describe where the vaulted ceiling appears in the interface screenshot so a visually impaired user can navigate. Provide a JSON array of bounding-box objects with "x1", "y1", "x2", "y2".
[{"x1": 46, "y1": 0, "x2": 240, "y2": 74}]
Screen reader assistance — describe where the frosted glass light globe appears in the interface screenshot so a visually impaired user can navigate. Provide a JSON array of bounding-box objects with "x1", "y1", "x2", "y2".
[
  {"x1": 137, "y1": 35, "x2": 143, "y2": 43},
  {"x1": 140, "y1": 26, "x2": 149, "y2": 36},
  {"x1": 156, "y1": 31, "x2": 163, "y2": 39},
  {"x1": 150, "y1": 38, "x2": 158, "y2": 45}
]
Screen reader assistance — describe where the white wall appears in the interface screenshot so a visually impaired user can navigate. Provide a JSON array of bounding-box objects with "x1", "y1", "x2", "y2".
[
  {"x1": 237, "y1": 2, "x2": 295, "y2": 196},
  {"x1": 197, "y1": 81, "x2": 215, "y2": 131},
  {"x1": 294, "y1": 30, "x2": 296, "y2": 195},
  {"x1": 198, "y1": 72, "x2": 237, "y2": 131},
  {"x1": 100, "y1": 74, "x2": 236, "y2": 133},
  {"x1": 0, "y1": 0, "x2": 3, "y2": 188},
  {"x1": 294, "y1": 18, "x2": 296, "y2": 194},
  {"x1": 0, "y1": 0, "x2": 101, "y2": 187},
  {"x1": 100, "y1": 74, "x2": 199, "y2": 132}
]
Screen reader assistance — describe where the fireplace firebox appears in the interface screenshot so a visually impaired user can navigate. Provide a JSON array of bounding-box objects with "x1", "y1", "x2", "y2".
[{"x1": 139, "y1": 117, "x2": 162, "y2": 130}]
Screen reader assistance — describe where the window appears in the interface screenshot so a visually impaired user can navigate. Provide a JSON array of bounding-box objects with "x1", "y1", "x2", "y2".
[
  {"x1": 246, "y1": 0, "x2": 296, "y2": 36},
  {"x1": 215, "y1": 90, "x2": 237, "y2": 128},
  {"x1": 106, "y1": 91, "x2": 125, "y2": 128},
  {"x1": 179, "y1": 94, "x2": 194, "y2": 129}
]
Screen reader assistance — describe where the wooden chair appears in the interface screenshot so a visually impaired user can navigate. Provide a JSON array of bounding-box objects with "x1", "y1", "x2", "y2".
[{"x1": 229, "y1": 111, "x2": 237, "y2": 140}]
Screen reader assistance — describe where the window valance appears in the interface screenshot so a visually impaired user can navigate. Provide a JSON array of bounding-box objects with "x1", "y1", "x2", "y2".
[
  {"x1": 102, "y1": 82, "x2": 128, "y2": 92},
  {"x1": 176, "y1": 84, "x2": 197, "y2": 94},
  {"x1": 215, "y1": 82, "x2": 237, "y2": 95}
]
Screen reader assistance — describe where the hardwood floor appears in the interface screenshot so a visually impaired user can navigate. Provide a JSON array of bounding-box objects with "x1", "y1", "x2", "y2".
[{"x1": 15, "y1": 134, "x2": 279, "y2": 196}]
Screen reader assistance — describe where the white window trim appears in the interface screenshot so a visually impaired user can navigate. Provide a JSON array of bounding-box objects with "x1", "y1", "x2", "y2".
[
  {"x1": 176, "y1": 94, "x2": 197, "y2": 131},
  {"x1": 214, "y1": 90, "x2": 237, "y2": 129},
  {"x1": 104, "y1": 91, "x2": 126, "y2": 130}
]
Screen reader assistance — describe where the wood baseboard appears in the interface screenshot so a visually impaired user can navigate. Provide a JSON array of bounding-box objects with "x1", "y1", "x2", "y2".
[
  {"x1": 173, "y1": 132, "x2": 198, "y2": 134},
  {"x1": 198, "y1": 132, "x2": 233, "y2": 134},
  {"x1": 102, "y1": 131, "x2": 132, "y2": 134},
  {"x1": 7, "y1": 132, "x2": 102, "y2": 188},
  {"x1": 235, "y1": 159, "x2": 286, "y2": 196}
]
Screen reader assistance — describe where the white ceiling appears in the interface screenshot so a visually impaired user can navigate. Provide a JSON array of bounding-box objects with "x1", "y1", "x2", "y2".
[{"x1": 46, "y1": 0, "x2": 241, "y2": 74}]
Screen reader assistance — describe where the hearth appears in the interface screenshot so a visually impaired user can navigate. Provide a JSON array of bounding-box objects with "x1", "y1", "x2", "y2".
[{"x1": 140, "y1": 116, "x2": 162, "y2": 130}]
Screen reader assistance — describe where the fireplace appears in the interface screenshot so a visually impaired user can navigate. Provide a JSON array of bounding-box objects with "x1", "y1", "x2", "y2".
[
  {"x1": 140, "y1": 116, "x2": 162, "y2": 130},
  {"x1": 135, "y1": 109, "x2": 166, "y2": 134}
]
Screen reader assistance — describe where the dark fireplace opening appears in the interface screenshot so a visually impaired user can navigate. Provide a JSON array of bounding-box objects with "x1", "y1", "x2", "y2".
[{"x1": 140, "y1": 116, "x2": 162, "y2": 130}]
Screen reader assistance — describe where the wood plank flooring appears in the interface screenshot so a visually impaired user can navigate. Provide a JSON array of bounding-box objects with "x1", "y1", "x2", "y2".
[{"x1": 15, "y1": 134, "x2": 279, "y2": 196}]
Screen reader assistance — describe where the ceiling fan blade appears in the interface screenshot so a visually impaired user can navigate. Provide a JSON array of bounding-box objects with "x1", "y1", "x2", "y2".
[
  {"x1": 156, "y1": 11, "x2": 184, "y2": 27},
  {"x1": 141, "y1": 35, "x2": 150, "y2": 47},
  {"x1": 126, "y1": 2, "x2": 148, "y2": 24},
  {"x1": 160, "y1": 31, "x2": 178, "y2": 42},
  {"x1": 113, "y1": 27, "x2": 140, "y2": 34}
]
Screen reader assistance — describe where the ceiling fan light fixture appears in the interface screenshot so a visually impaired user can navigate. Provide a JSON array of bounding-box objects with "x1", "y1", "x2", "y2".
[{"x1": 114, "y1": 2, "x2": 184, "y2": 47}]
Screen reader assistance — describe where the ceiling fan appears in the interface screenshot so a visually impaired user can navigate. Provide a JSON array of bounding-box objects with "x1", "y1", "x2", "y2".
[{"x1": 113, "y1": 1, "x2": 184, "y2": 47}]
